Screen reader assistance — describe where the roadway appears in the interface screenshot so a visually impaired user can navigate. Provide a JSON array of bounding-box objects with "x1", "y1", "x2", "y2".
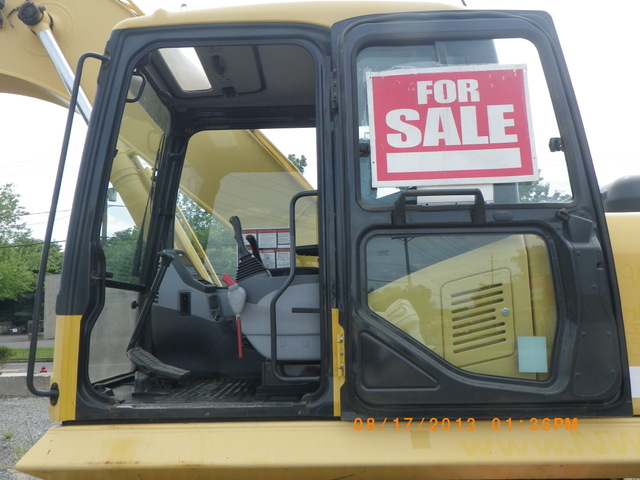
[{"x1": 0, "y1": 333, "x2": 54, "y2": 349}]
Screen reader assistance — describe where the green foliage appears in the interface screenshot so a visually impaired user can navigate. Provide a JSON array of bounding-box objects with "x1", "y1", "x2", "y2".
[
  {"x1": 102, "y1": 191, "x2": 239, "y2": 285},
  {"x1": 12, "y1": 443, "x2": 29, "y2": 461},
  {"x1": 0, "y1": 184, "x2": 63, "y2": 303},
  {"x1": 8, "y1": 347, "x2": 53, "y2": 361},
  {"x1": 178, "y1": 193, "x2": 211, "y2": 247},
  {"x1": 288, "y1": 154, "x2": 307, "y2": 174},
  {"x1": 0, "y1": 293, "x2": 35, "y2": 327},
  {"x1": 206, "y1": 222, "x2": 237, "y2": 278},
  {"x1": 177, "y1": 193, "x2": 237, "y2": 278},
  {"x1": 0, "y1": 345, "x2": 11, "y2": 369},
  {"x1": 518, "y1": 174, "x2": 571, "y2": 203},
  {"x1": 102, "y1": 227, "x2": 142, "y2": 284},
  {"x1": 0, "y1": 184, "x2": 29, "y2": 241}
]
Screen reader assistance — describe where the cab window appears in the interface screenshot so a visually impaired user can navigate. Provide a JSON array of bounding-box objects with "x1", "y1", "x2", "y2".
[{"x1": 356, "y1": 39, "x2": 572, "y2": 207}]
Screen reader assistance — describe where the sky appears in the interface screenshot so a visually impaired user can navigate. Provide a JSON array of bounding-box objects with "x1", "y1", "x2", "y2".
[{"x1": 1, "y1": 0, "x2": 639, "y2": 244}]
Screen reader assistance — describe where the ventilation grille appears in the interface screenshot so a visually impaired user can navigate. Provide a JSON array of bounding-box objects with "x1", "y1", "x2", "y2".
[{"x1": 442, "y1": 269, "x2": 515, "y2": 367}]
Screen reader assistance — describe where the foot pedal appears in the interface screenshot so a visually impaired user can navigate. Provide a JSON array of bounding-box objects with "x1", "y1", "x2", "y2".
[{"x1": 127, "y1": 347, "x2": 190, "y2": 381}]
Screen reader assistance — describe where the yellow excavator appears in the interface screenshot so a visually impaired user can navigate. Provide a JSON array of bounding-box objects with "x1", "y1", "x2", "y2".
[{"x1": 2, "y1": 0, "x2": 640, "y2": 478}]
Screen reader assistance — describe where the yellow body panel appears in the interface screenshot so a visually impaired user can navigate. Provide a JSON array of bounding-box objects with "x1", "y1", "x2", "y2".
[
  {"x1": 0, "y1": 0, "x2": 140, "y2": 105},
  {"x1": 606, "y1": 212, "x2": 640, "y2": 413},
  {"x1": 331, "y1": 308, "x2": 345, "y2": 416},
  {"x1": 17, "y1": 418, "x2": 640, "y2": 479},
  {"x1": 49, "y1": 315, "x2": 82, "y2": 422},
  {"x1": 117, "y1": 1, "x2": 456, "y2": 31}
]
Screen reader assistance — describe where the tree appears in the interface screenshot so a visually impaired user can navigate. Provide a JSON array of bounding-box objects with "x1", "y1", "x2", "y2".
[
  {"x1": 518, "y1": 174, "x2": 571, "y2": 203},
  {"x1": 0, "y1": 184, "x2": 63, "y2": 303},
  {"x1": 0, "y1": 183, "x2": 29, "y2": 241},
  {"x1": 101, "y1": 227, "x2": 141, "y2": 284},
  {"x1": 177, "y1": 192, "x2": 237, "y2": 278},
  {"x1": 288, "y1": 154, "x2": 307, "y2": 174}
]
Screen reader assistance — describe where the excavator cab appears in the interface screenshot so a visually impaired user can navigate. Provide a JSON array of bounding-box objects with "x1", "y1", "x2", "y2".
[
  {"x1": 14, "y1": 3, "x2": 640, "y2": 480},
  {"x1": 37, "y1": 0, "x2": 631, "y2": 439}
]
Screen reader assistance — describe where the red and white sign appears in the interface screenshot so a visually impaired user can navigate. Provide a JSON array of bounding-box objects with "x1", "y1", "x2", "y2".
[{"x1": 367, "y1": 65, "x2": 537, "y2": 187}]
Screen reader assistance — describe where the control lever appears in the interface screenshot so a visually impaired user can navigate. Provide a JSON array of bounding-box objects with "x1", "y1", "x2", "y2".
[
  {"x1": 128, "y1": 251, "x2": 173, "y2": 351},
  {"x1": 229, "y1": 216, "x2": 269, "y2": 281},
  {"x1": 245, "y1": 234, "x2": 262, "y2": 264},
  {"x1": 222, "y1": 273, "x2": 246, "y2": 359}
]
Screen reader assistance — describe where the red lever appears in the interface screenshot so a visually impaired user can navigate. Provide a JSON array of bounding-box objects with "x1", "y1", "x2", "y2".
[
  {"x1": 222, "y1": 273, "x2": 245, "y2": 358},
  {"x1": 222, "y1": 273, "x2": 236, "y2": 286}
]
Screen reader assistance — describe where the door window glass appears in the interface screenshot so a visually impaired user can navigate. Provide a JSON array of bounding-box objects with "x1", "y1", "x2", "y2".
[
  {"x1": 101, "y1": 72, "x2": 168, "y2": 285},
  {"x1": 178, "y1": 128, "x2": 318, "y2": 285},
  {"x1": 366, "y1": 233, "x2": 556, "y2": 380},
  {"x1": 356, "y1": 39, "x2": 572, "y2": 206},
  {"x1": 91, "y1": 80, "x2": 167, "y2": 381}
]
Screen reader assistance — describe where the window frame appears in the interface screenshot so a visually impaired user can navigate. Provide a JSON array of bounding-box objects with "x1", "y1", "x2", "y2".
[{"x1": 331, "y1": 9, "x2": 630, "y2": 419}]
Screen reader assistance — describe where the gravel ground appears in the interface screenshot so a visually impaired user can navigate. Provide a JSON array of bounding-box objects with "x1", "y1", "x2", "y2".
[{"x1": 0, "y1": 396, "x2": 56, "y2": 480}]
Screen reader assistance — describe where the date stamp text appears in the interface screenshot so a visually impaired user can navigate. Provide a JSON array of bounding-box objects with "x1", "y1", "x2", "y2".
[{"x1": 353, "y1": 417, "x2": 579, "y2": 432}]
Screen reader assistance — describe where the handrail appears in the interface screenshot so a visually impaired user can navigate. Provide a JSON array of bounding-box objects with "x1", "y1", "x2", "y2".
[
  {"x1": 268, "y1": 190, "x2": 319, "y2": 383},
  {"x1": 26, "y1": 52, "x2": 108, "y2": 401},
  {"x1": 391, "y1": 188, "x2": 486, "y2": 225}
]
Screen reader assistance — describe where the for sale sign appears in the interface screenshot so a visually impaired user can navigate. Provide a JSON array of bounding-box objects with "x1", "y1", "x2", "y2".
[{"x1": 367, "y1": 64, "x2": 537, "y2": 187}]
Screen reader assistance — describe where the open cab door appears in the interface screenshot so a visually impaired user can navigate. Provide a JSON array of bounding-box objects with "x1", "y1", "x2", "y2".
[{"x1": 331, "y1": 10, "x2": 631, "y2": 420}]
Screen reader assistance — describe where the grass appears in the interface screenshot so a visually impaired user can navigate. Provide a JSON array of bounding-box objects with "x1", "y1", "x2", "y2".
[
  {"x1": 7, "y1": 347, "x2": 54, "y2": 361},
  {"x1": 12, "y1": 443, "x2": 29, "y2": 462},
  {"x1": 0, "y1": 346, "x2": 9, "y2": 368}
]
